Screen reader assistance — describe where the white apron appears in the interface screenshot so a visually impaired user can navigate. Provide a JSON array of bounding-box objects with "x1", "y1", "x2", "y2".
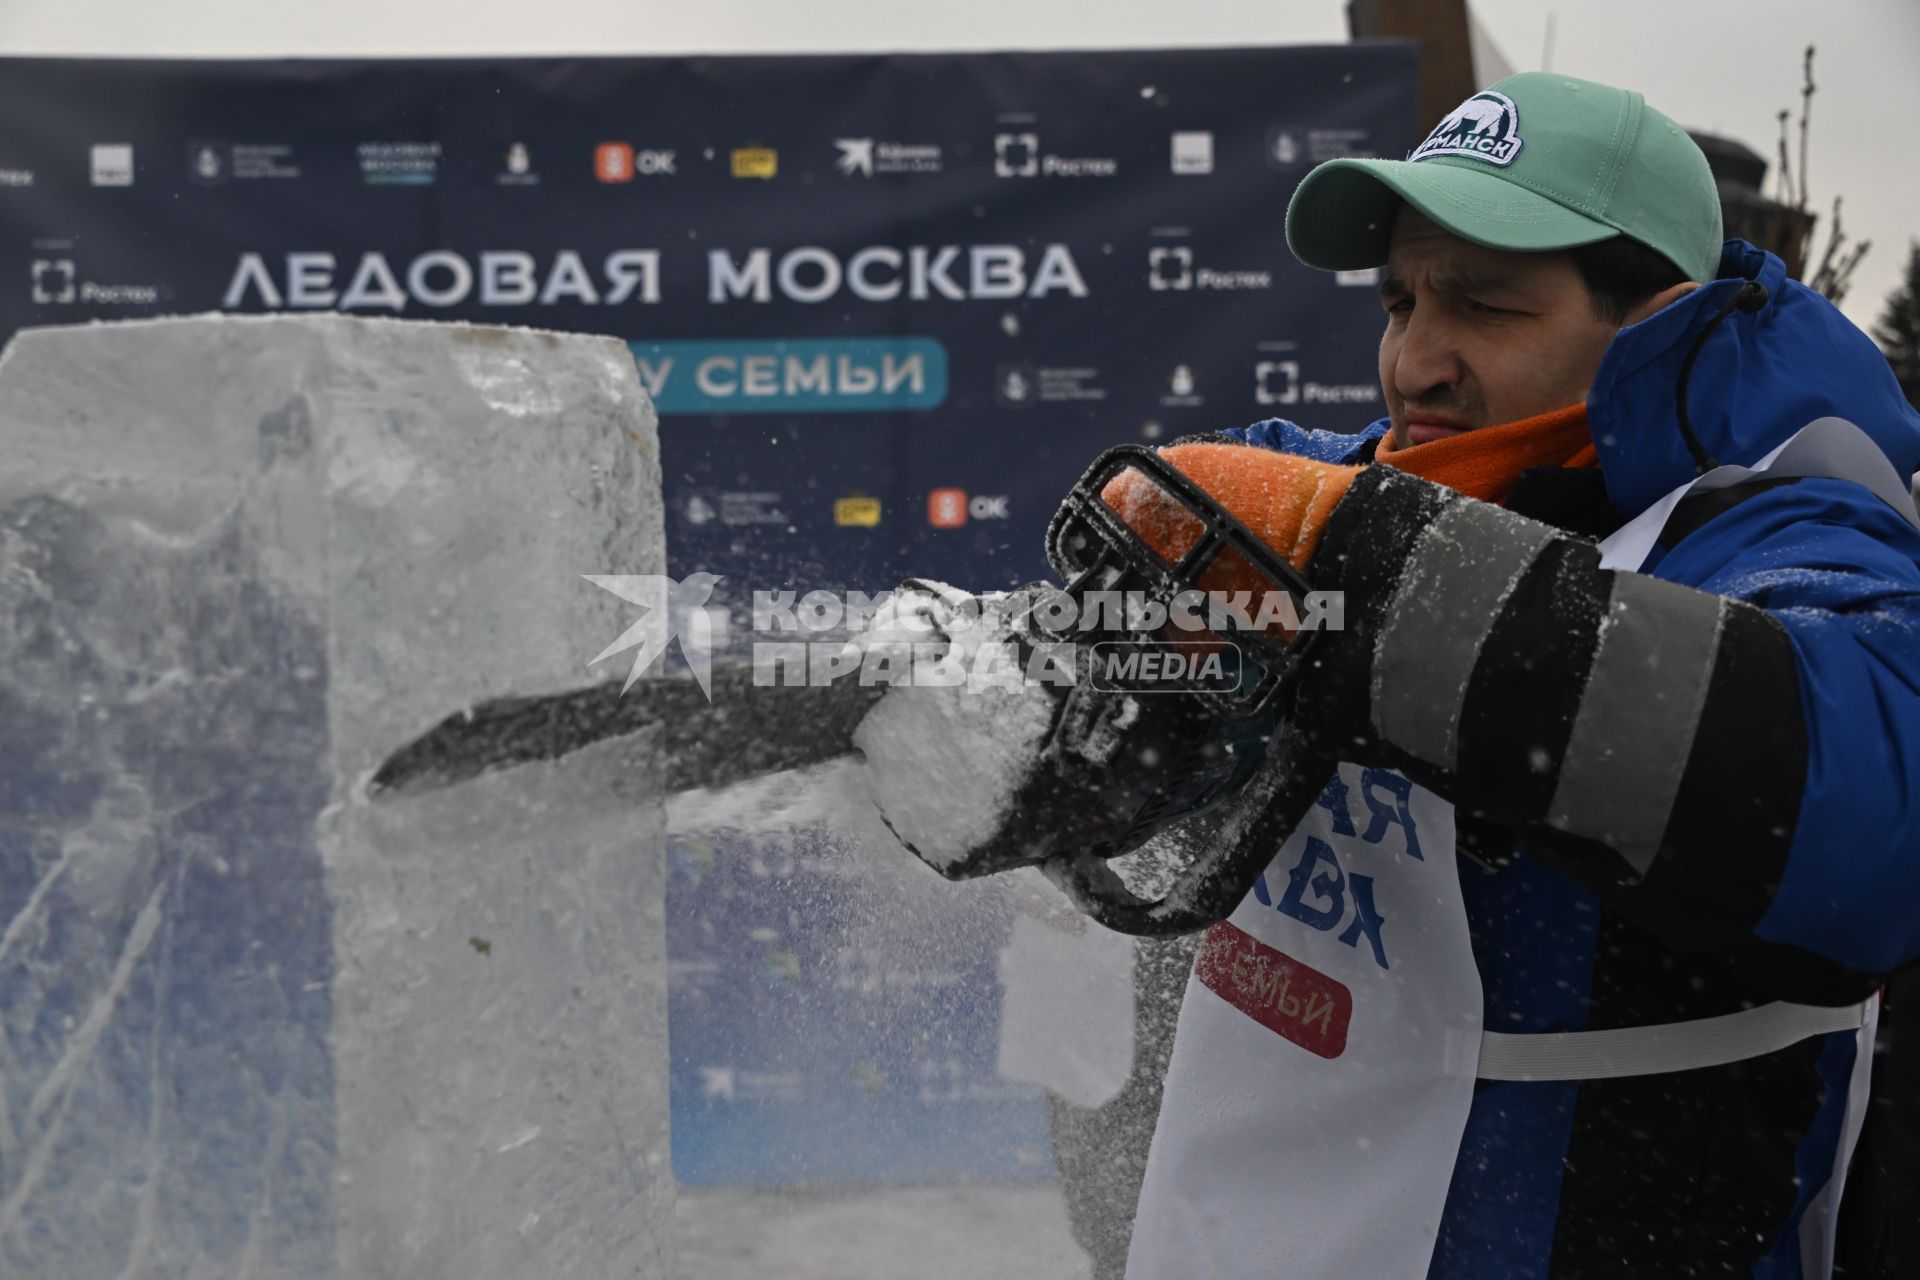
[{"x1": 1125, "y1": 418, "x2": 1905, "y2": 1280}]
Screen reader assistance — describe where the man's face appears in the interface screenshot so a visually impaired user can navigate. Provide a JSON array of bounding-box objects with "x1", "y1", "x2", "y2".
[{"x1": 1377, "y1": 206, "x2": 1623, "y2": 447}]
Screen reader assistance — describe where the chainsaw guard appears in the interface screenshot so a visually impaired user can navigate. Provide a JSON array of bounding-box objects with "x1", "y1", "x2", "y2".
[
  {"x1": 1040, "y1": 714, "x2": 1335, "y2": 937},
  {"x1": 862, "y1": 444, "x2": 1336, "y2": 935}
]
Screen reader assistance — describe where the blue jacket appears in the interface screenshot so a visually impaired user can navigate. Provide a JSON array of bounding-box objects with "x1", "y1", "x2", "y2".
[{"x1": 1224, "y1": 240, "x2": 1920, "y2": 1278}]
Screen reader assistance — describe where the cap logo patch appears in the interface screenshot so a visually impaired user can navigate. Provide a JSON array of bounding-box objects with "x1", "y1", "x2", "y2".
[{"x1": 1410, "y1": 91, "x2": 1523, "y2": 167}]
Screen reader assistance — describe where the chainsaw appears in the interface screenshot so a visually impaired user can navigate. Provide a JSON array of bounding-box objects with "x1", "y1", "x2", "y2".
[{"x1": 369, "y1": 445, "x2": 1338, "y2": 937}]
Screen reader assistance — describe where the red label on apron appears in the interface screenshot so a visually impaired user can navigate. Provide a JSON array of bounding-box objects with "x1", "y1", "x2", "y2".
[{"x1": 1195, "y1": 921, "x2": 1353, "y2": 1059}]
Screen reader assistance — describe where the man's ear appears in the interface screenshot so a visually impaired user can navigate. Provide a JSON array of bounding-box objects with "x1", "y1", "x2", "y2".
[{"x1": 1623, "y1": 280, "x2": 1701, "y2": 327}]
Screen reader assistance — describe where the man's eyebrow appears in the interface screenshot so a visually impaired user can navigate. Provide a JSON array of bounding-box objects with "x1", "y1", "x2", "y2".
[
  {"x1": 1380, "y1": 267, "x2": 1521, "y2": 299},
  {"x1": 1439, "y1": 270, "x2": 1520, "y2": 295}
]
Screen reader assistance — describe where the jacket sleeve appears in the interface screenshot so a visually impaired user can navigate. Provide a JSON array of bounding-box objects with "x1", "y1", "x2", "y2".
[
  {"x1": 1222, "y1": 416, "x2": 1388, "y2": 463},
  {"x1": 1646, "y1": 477, "x2": 1920, "y2": 975},
  {"x1": 1303, "y1": 467, "x2": 1920, "y2": 987}
]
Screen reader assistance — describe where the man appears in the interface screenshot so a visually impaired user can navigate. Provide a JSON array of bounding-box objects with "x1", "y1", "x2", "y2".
[{"x1": 1114, "y1": 72, "x2": 1920, "y2": 1278}]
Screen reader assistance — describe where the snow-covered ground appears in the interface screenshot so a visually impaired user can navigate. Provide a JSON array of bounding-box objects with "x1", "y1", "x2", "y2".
[{"x1": 672, "y1": 1185, "x2": 1093, "y2": 1280}]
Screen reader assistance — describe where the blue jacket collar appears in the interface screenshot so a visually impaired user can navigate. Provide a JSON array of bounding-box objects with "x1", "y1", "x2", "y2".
[{"x1": 1588, "y1": 239, "x2": 1920, "y2": 518}]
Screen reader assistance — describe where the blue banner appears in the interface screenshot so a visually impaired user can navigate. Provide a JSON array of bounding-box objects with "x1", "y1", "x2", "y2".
[{"x1": 628, "y1": 337, "x2": 949, "y2": 414}]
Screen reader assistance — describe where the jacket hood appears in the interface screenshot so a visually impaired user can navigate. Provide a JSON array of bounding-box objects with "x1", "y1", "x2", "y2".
[{"x1": 1588, "y1": 238, "x2": 1920, "y2": 518}]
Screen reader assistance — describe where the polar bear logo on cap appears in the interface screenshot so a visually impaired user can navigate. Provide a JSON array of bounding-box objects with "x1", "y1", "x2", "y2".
[{"x1": 1410, "y1": 91, "x2": 1523, "y2": 166}]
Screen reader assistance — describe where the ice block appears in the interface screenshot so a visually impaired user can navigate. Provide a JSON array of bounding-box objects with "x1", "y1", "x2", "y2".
[{"x1": 0, "y1": 314, "x2": 672, "y2": 1279}]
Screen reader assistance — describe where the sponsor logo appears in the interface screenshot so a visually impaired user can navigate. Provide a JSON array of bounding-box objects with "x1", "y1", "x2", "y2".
[
  {"x1": 222, "y1": 249, "x2": 661, "y2": 311},
  {"x1": 698, "y1": 1065, "x2": 736, "y2": 1100},
  {"x1": 189, "y1": 141, "x2": 301, "y2": 184},
  {"x1": 913, "y1": 1057, "x2": 1040, "y2": 1104},
  {"x1": 1170, "y1": 130, "x2": 1214, "y2": 175},
  {"x1": 835, "y1": 138, "x2": 874, "y2": 177},
  {"x1": 1255, "y1": 358, "x2": 1299, "y2": 405},
  {"x1": 996, "y1": 362, "x2": 1104, "y2": 407},
  {"x1": 357, "y1": 141, "x2": 440, "y2": 186},
  {"x1": 1161, "y1": 363, "x2": 1203, "y2": 409},
  {"x1": 90, "y1": 144, "x2": 134, "y2": 187},
  {"x1": 836, "y1": 949, "x2": 969, "y2": 997},
  {"x1": 600, "y1": 143, "x2": 675, "y2": 178},
  {"x1": 758, "y1": 948, "x2": 802, "y2": 990},
  {"x1": 1149, "y1": 246, "x2": 1192, "y2": 291},
  {"x1": 971, "y1": 493, "x2": 1009, "y2": 520},
  {"x1": 926, "y1": 489, "x2": 1009, "y2": 529},
  {"x1": 994, "y1": 131, "x2": 1116, "y2": 179},
  {"x1": 84, "y1": 279, "x2": 161, "y2": 305},
  {"x1": 30, "y1": 255, "x2": 160, "y2": 307},
  {"x1": 719, "y1": 493, "x2": 788, "y2": 526},
  {"x1": 681, "y1": 491, "x2": 790, "y2": 527},
  {"x1": 997, "y1": 364, "x2": 1036, "y2": 408},
  {"x1": 1267, "y1": 125, "x2": 1377, "y2": 168},
  {"x1": 596, "y1": 142, "x2": 633, "y2": 182},
  {"x1": 693, "y1": 1067, "x2": 802, "y2": 1103},
  {"x1": 498, "y1": 142, "x2": 539, "y2": 187},
  {"x1": 1411, "y1": 90, "x2": 1523, "y2": 166},
  {"x1": 1195, "y1": 923, "x2": 1354, "y2": 1057},
  {"x1": 737, "y1": 833, "x2": 813, "y2": 879},
  {"x1": 30, "y1": 258, "x2": 74, "y2": 304},
  {"x1": 0, "y1": 167, "x2": 33, "y2": 187},
  {"x1": 1255, "y1": 358, "x2": 1379, "y2": 407},
  {"x1": 927, "y1": 488, "x2": 967, "y2": 528},
  {"x1": 731, "y1": 146, "x2": 777, "y2": 179},
  {"x1": 629, "y1": 338, "x2": 947, "y2": 414},
  {"x1": 236, "y1": 143, "x2": 300, "y2": 180},
  {"x1": 994, "y1": 132, "x2": 1037, "y2": 178},
  {"x1": 1336, "y1": 267, "x2": 1382, "y2": 288},
  {"x1": 835, "y1": 495, "x2": 883, "y2": 527},
  {"x1": 667, "y1": 834, "x2": 719, "y2": 889},
  {"x1": 190, "y1": 142, "x2": 226, "y2": 184},
  {"x1": 705, "y1": 243, "x2": 1088, "y2": 303},
  {"x1": 1148, "y1": 240, "x2": 1271, "y2": 292},
  {"x1": 834, "y1": 136, "x2": 942, "y2": 177}
]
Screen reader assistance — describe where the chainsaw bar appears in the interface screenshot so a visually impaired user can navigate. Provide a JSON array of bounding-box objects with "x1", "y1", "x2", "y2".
[{"x1": 368, "y1": 663, "x2": 883, "y2": 800}]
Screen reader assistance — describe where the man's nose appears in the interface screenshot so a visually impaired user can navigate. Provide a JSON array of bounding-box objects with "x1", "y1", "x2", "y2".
[{"x1": 1392, "y1": 310, "x2": 1464, "y2": 401}]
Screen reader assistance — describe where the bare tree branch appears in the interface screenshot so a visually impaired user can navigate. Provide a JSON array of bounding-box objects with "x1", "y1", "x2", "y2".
[
  {"x1": 1798, "y1": 44, "x2": 1815, "y2": 212},
  {"x1": 1776, "y1": 109, "x2": 1794, "y2": 208},
  {"x1": 1768, "y1": 45, "x2": 1866, "y2": 302},
  {"x1": 1831, "y1": 240, "x2": 1871, "y2": 307},
  {"x1": 1811, "y1": 195, "x2": 1845, "y2": 295}
]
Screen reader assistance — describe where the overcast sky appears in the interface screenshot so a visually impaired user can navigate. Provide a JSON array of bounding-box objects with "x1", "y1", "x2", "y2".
[{"x1": 2, "y1": 0, "x2": 1914, "y2": 331}]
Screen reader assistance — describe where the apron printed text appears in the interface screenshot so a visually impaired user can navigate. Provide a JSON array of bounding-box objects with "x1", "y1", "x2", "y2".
[{"x1": 1195, "y1": 923, "x2": 1353, "y2": 1058}]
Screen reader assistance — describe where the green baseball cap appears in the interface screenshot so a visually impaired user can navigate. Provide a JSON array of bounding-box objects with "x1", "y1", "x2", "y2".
[{"x1": 1285, "y1": 72, "x2": 1723, "y2": 282}]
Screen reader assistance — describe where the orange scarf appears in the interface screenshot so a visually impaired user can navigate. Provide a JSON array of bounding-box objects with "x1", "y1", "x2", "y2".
[
  {"x1": 1374, "y1": 403, "x2": 1597, "y2": 504},
  {"x1": 1105, "y1": 403, "x2": 1600, "y2": 582}
]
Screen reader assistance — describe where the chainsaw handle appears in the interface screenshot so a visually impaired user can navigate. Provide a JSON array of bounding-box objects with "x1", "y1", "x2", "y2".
[{"x1": 1040, "y1": 723, "x2": 1338, "y2": 938}]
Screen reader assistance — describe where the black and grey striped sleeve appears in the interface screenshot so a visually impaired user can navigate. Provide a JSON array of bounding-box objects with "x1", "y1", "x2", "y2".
[{"x1": 1304, "y1": 465, "x2": 1806, "y2": 933}]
